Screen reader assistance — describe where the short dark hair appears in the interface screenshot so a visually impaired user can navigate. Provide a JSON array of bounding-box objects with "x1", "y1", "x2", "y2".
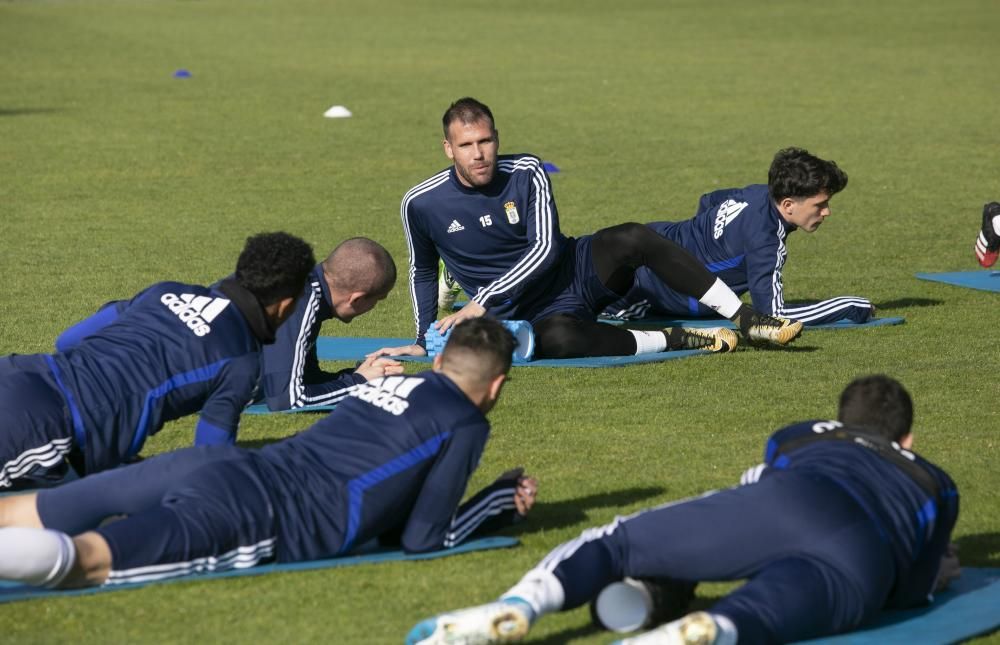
[
  {"x1": 442, "y1": 318, "x2": 516, "y2": 379},
  {"x1": 837, "y1": 374, "x2": 913, "y2": 442},
  {"x1": 768, "y1": 147, "x2": 848, "y2": 202},
  {"x1": 235, "y1": 232, "x2": 316, "y2": 306},
  {"x1": 442, "y1": 97, "x2": 496, "y2": 139},
  {"x1": 324, "y1": 237, "x2": 397, "y2": 297}
]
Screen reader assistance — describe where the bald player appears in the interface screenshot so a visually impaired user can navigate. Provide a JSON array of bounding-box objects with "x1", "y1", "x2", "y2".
[{"x1": 57, "y1": 237, "x2": 404, "y2": 412}]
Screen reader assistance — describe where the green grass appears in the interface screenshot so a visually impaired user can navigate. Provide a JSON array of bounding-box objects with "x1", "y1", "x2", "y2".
[{"x1": 2, "y1": 0, "x2": 999, "y2": 642}]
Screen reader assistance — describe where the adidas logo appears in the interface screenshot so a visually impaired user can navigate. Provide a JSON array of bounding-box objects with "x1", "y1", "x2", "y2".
[
  {"x1": 446, "y1": 219, "x2": 465, "y2": 233},
  {"x1": 713, "y1": 199, "x2": 749, "y2": 239},
  {"x1": 159, "y1": 293, "x2": 230, "y2": 337},
  {"x1": 351, "y1": 375, "x2": 426, "y2": 416}
]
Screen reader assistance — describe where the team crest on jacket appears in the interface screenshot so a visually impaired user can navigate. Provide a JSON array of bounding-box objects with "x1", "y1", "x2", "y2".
[{"x1": 504, "y1": 201, "x2": 520, "y2": 224}]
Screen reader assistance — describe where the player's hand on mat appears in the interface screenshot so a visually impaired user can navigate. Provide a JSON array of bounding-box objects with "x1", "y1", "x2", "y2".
[
  {"x1": 514, "y1": 475, "x2": 539, "y2": 517},
  {"x1": 367, "y1": 344, "x2": 428, "y2": 359},
  {"x1": 354, "y1": 355, "x2": 405, "y2": 381},
  {"x1": 434, "y1": 300, "x2": 486, "y2": 334},
  {"x1": 935, "y1": 543, "x2": 961, "y2": 592}
]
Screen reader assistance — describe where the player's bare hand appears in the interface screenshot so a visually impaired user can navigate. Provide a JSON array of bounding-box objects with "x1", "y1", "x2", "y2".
[
  {"x1": 935, "y1": 542, "x2": 961, "y2": 592},
  {"x1": 366, "y1": 344, "x2": 427, "y2": 359},
  {"x1": 514, "y1": 475, "x2": 538, "y2": 517},
  {"x1": 354, "y1": 356, "x2": 405, "y2": 381},
  {"x1": 434, "y1": 301, "x2": 486, "y2": 334}
]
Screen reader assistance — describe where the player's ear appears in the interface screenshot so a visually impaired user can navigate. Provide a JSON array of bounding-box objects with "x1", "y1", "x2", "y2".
[
  {"x1": 488, "y1": 373, "x2": 507, "y2": 403},
  {"x1": 346, "y1": 291, "x2": 368, "y2": 308},
  {"x1": 272, "y1": 296, "x2": 297, "y2": 325},
  {"x1": 899, "y1": 432, "x2": 914, "y2": 450},
  {"x1": 443, "y1": 138, "x2": 454, "y2": 160},
  {"x1": 432, "y1": 353, "x2": 444, "y2": 372}
]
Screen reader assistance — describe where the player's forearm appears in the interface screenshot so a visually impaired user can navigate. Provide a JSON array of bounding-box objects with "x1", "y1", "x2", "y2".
[{"x1": 471, "y1": 244, "x2": 562, "y2": 308}]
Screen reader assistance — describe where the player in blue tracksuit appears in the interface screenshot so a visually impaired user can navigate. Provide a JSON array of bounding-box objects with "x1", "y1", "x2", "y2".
[
  {"x1": 58, "y1": 238, "x2": 402, "y2": 413},
  {"x1": 0, "y1": 232, "x2": 316, "y2": 488},
  {"x1": 257, "y1": 238, "x2": 401, "y2": 411},
  {"x1": 606, "y1": 148, "x2": 875, "y2": 326},
  {"x1": 408, "y1": 375, "x2": 959, "y2": 645},
  {"x1": 376, "y1": 98, "x2": 802, "y2": 361},
  {"x1": 0, "y1": 318, "x2": 538, "y2": 589}
]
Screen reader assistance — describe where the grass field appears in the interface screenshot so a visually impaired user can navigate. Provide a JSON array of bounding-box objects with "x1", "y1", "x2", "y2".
[{"x1": 2, "y1": 0, "x2": 999, "y2": 642}]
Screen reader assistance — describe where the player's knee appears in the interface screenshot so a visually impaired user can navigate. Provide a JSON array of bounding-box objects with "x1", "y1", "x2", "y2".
[
  {"x1": 533, "y1": 316, "x2": 589, "y2": 359},
  {"x1": 594, "y1": 222, "x2": 656, "y2": 265},
  {"x1": 65, "y1": 532, "x2": 112, "y2": 588}
]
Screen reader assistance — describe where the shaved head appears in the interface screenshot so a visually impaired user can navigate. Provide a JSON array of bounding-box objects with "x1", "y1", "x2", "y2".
[
  {"x1": 440, "y1": 318, "x2": 515, "y2": 386},
  {"x1": 322, "y1": 238, "x2": 396, "y2": 297}
]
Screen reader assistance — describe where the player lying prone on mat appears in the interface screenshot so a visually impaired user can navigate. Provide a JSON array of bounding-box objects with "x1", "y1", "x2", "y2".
[
  {"x1": 0, "y1": 318, "x2": 537, "y2": 590},
  {"x1": 56, "y1": 237, "x2": 404, "y2": 413},
  {"x1": 408, "y1": 375, "x2": 960, "y2": 645},
  {"x1": 0, "y1": 232, "x2": 316, "y2": 490}
]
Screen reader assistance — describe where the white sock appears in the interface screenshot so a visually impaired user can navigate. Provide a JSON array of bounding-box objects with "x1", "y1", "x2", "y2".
[
  {"x1": 501, "y1": 568, "x2": 565, "y2": 618},
  {"x1": 992, "y1": 216, "x2": 1000, "y2": 237},
  {"x1": 697, "y1": 278, "x2": 743, "y2": 319},
  {"x1": 629, "y1": 330, "x2": 667, "y2": 355},
  {"x1": 0, "y1": 527, "x2": 76, "y2": 588},
  {"x1": 711, "y1": 613, "x2": 738, "y2": 645}
]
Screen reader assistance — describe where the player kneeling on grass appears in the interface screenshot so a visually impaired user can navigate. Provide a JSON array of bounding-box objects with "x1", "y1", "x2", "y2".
[
  {"x1": 0, "y1": 318, "x2": 537, "y2": 590},
  {"x1": 407, "y1": 375, "x2": 959, "y2": 645}
]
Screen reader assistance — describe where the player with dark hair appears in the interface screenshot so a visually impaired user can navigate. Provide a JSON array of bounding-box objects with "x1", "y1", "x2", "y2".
[
  {"x1": 606, "y1": 148, "x2": 874, "y2": 326},
  {"x1": 57, "y1": 237, "x2": 402, "y2": 412},
  {"x1": 973, "y1": 201, "x2": 1000, "y2": 267},
  {"x1": 0, "y1": 232, "x2": 315, "y2": 488},
  {"x1": 408, "y1": 374, "x2": 959, "y2": 645},
  {"x1": 0, "y1": 317, "x2": 537, "y2": 590},
  {"x1": 377, "y1": 97, "x2": 801, "y2": 361}
]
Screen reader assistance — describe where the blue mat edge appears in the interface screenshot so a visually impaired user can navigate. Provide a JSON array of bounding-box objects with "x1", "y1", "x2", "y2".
[
  {"x1": 315, "y1": 337, "x2": 710, "y2": 368},
  {"x1": 798, "y1": 567, "x2": 1000, "y2": 644},
  {"x1": 598, "y1": 317, "x2": 905, "y2": 330},
  {"x1": 244, "y1": 403, "x2": 338, "y2": 415},
  {"x1": 915, "y1": 271, "x2": 1000, "y2": 293},
  {"x1": 0, "y1": 536, "x2": 520, "y2": 604}
]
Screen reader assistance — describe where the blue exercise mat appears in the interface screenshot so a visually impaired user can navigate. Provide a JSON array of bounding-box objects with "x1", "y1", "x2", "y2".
[
  {"x1": 315, "y1": 337, "x2": 710, "y2": 368},
  {"x1": 316, "y1": 336, "x2": 415, "y2": 361},
  {"x1": 243, "y1": 403, "x2": 337, "y2": 415},
  {"x1": 448, "y1": 304, "x2": 903, "y2": 331},
  {"x1": 0, "y1": 536, "x2": 519, "y2": 605},
  {"x1": 598, "y1": 316, "x2": 905, "y2": 330},
  {"x1": 916, "y1": 271, "x2": 1000, "y2": 294},
  {"x1": 798, "y1": 567, "x2": 1000, "y2": 644}
]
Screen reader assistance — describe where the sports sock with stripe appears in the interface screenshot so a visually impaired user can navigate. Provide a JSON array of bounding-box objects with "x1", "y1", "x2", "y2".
[{"x1": 0, "y1": 527, "x2": 76, "y2": 588}]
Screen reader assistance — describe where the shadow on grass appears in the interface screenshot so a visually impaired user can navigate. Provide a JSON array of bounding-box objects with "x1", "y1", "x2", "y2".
[
  {"x1": 533, "y1": 623, "x2": 603, "y2": 644},
  {"x1": 751, "y1": 344, "x2": 819, "y2": 353},
  {"x1": 512, "y1": 486, "x2": 667, "y2": 535},
  {"x1": 873, "y1": 297, "x2": 943, "y2": 310},
  {"x1": 955, "y1": 532, "x2": 1000, "y2": 567},
  {"x1": 238, "y1": 438, "x2": 287, "y2": 450},
  {"x1": 782, "y1": 297, "x2": 943, "y2": 310},
  {"x1": 0, "y1": 108, "x2": 62, "y2": 117}
]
